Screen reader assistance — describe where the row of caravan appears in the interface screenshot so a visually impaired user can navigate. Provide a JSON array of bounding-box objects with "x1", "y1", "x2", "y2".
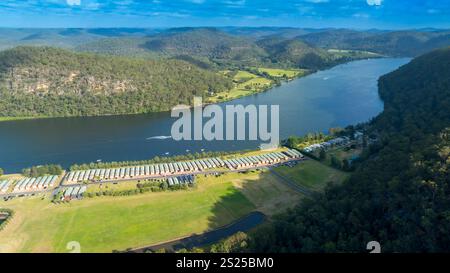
[
  {"x1": 0, "y1": 180, "x2": 12, "y2": 193},
  {"x1": 13, "y1": 175, "x2": 58, "y2": 193},
  {"x1": 65, "y1": 158, "x2": 226, "y2": 184},
  {"x1": 63, "y1": 149, "x2": 304, "y2": 184},
  {"x1": 223, "y1": 149, "x2": 303, "y2": 169},
  {"x1": 61, "y1": 186, "x2": 87, "y2": 200}
]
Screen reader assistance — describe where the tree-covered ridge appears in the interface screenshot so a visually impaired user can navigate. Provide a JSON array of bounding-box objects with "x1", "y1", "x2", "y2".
[
  {"x1": 76, "y1": 28, "x2": 374, "y2": 71},
  {"x1": 248, "y1": 47, "x2": 450, "y2": 252},
  {"x1": 0, "y1": 30, "x2": 376, "y2": 118},
  {"x1": 256, "y1": 37, "x2": 343, "y2": 69},
  {"x1": 299, "y1": 29, "x2": 450, "y2": 57},
  {"x1": 75, "y1": 37, "x2": 159, "y2": 58},
  {"x1": 0, "y1": 46, "x2": 233, "y2": 117},
  {"x1": 144, "y1": 28, "x2": 262, "y2": 58},
  {"x1": 2, "y1": 27, "x2": 449, "y2": 58}
]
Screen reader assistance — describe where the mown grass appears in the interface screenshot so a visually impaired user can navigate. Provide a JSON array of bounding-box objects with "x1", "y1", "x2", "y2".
[
  {"x1": 207, "y1": 70, "x2": 273, "y2": 103},
  {"x1": 0, "y1": 160, "x2": 319, "y2": 253},
  {"x1": 257, "y1": 68, "x2": 308, "y2": 78},
  {"x1": 0, "y1": 178, "x2": 256, "y2": 253},
  {"x1": 274, "y1": 160, "x2": 349, "y2": 191}
]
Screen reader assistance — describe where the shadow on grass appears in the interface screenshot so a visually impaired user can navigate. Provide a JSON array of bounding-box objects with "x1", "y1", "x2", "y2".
[
  {"x1": 133, "y1": 211, "x2": 266, "y2": 253},
  {"x1": 131, "y1": 172, "x2": 275, "y2": 253}
]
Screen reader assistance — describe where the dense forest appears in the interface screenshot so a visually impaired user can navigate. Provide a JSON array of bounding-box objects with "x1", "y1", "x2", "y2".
[
  {"x1": 0, "y1": 27, "x2": 448, "y2": 118},
  {"x1": 0, "y1": 46, "x2": 232, "y2": 117},
  {"x1": 0, "y1": 29, "x2": 379, "y2": 118},
  {"x1": 246, "y1": 47, "x2": 450, "y2": 252},
  {"x1": 299, "y1": 29, "x2": 450, "y2": 57},
  {"x1": 77, "y1": 28, "x2": 371, "y2": 70},
  {"x1": 2, "y1": 27, "x2": 448, "y2": 58}
]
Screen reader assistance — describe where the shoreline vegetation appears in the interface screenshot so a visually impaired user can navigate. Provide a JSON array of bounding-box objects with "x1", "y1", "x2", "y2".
[
  {"x1": 0, "y1": 66, "x2": 308, "y2": 123},
  {"x1": 0, "y1": 47, "x2": 383, "y2": 122}
]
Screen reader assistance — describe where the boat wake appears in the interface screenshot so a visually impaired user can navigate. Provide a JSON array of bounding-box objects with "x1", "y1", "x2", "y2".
[{"x1": 146, "y1": 135, "x2": 172, "y2": 140}]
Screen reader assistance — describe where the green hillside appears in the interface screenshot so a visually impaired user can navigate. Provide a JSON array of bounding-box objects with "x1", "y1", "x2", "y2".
[
  {"x1": 0, "y1": 46, "x2": 233, "y2": 117},
  {"x1": 299, "y1": 29, "x2": 450, "y2": 57},
  {"x1": 76, "y1": 28, "x2": 372, "y2": 70},
  {"x1": 248, "y1": 47, "x2": 450, "y2": 252}
]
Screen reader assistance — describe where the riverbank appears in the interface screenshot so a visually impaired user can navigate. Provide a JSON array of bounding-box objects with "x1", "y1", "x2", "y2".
[
  {"x1": 205, "y1": 68, "x2": 311, "y2": 104},
  {"x1": 0, "y1": 116, "x2": 48, "y2": 122},
  {"x1": 0, "y1": 58, "x2": 411, "y2": 173},
  {"x1": 0, "y1": 67, "x2": 306, "y2": 123},
  {"x1": 0, "y1": 57, "x2": 374, "y2": 123}
]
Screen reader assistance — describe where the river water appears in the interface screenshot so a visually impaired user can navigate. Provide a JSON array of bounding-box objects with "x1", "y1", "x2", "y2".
[{"x1": 0, "y1": 58, "x2": 410, "y2": 173}]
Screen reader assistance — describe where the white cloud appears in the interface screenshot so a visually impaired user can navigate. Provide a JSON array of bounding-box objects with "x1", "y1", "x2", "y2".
[
  {"x1": 366, "y1": 0, "x2": 382, "y2": 6},
  {"x1": 66, "y1": 0, "x2": 81, "y2": 6}
]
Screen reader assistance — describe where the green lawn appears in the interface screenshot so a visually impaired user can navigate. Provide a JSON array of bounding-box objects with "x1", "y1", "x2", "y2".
[
  {"x1": 257, "y1": 68, "x2": 308, "y2": 78},
  {"x1": 85, "y1": 180, "x2": 143, "y2": 193},
  {"x1": 198, "y1": 170, "x2": 302, "y2": 216},
  {"x1": 207, "y1": 70, "x2": 273, "y2": 103},
  {"x1": 274, "y1": 160, "x2": 349, "y2": 191},
  {"x1": 0, "y1": 179, "x2": 255, "y2": 253},
  {"x1": 234, "y1": 70, "x2": 258, "y2": 80},
  {"x1": 0, "y1": 166, "x2": 306, "y2": 253}
]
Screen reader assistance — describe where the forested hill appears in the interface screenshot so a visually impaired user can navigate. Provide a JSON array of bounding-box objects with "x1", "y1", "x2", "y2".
[
  {"x1": 0, "y1": 46, "x2": 232, "y2": 117},
  {"x1": 77, "y1": 28, "x2": 375, "y2": 70},
  {"x1": 298, "y1": 29, "x2": 450, "y2": 57},
  {"x1": 249, "y1": 47, "x2": 450, "y2": 252}
]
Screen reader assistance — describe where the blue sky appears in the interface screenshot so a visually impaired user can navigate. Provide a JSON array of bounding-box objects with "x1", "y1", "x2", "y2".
[{"x1": 0, "y1": 0, "x2": 448, "y2": 29}]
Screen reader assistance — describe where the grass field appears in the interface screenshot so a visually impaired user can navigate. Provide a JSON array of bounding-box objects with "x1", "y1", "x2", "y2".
[
  {"x1": 234, "y1": 70, "x2": 258, "y2": 79},
  {"x1": 0, "y1": 170, "x2": 302, "y2": 253},
  {"x1": 207, "y1": 70, "x2": 273, "y2": 103},
  {"x1": 257, "y1": 68, "x2": 308, "y2": 78},
  {"x1": 274, "y1": 160, "x2": 349, "y2": 191},
  {"x1": 85, "y1": 180, "x2": 143, "y2": 194}
]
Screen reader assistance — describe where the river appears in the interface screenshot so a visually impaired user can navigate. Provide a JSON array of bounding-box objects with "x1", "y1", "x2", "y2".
[{"x1": 0, "y1": 58, "x2": 410, "y2": 173}]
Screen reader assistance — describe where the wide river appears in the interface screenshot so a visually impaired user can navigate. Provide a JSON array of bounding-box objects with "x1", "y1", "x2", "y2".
[{"x1": 0, "y1": 58, "x2": 410, "y2": 173}]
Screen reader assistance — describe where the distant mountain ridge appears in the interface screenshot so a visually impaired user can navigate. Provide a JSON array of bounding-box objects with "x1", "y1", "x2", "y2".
[
  {"x1": 76, "y1": 28, "x2": 376, "y2": 70},
  {"x1": 298, "y1": 29, "x2": 450, "y2": 56},
  {"x1": 0, "y1": 27, "x2": 449, "y2": 119},
  {"x1": 1, "y1": 27, "x2": 449, "y2": 58}
]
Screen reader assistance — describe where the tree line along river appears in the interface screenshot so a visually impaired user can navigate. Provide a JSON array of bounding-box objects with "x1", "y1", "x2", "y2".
[{"x1": 0, "y1": 58, "x2": 411, "y2": 173}]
